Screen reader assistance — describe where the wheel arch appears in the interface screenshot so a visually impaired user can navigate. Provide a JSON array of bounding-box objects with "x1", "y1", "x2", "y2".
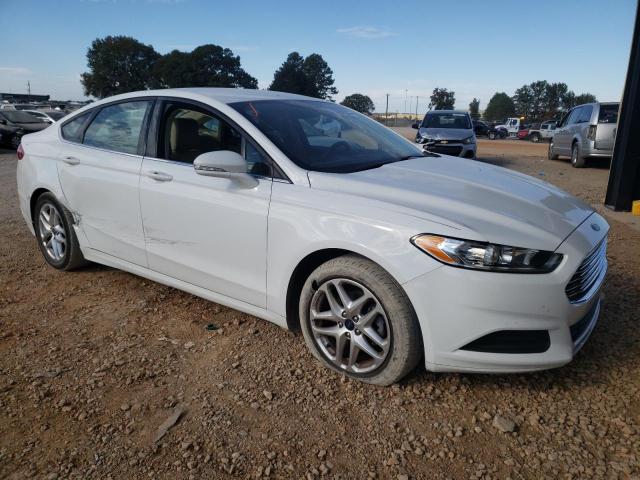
[{"x1": 29, "y1": 188, "x2": 52, "y2": 224}]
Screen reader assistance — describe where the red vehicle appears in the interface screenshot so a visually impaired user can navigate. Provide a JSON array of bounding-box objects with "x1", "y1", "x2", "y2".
[{"x1": 517, "y1": 128, "x2": 530, "y2": 140}]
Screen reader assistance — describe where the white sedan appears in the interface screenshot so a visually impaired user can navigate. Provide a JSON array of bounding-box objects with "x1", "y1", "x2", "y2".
[{"x1": 16, "y1": 88, "x2": 608, "y2": 385}]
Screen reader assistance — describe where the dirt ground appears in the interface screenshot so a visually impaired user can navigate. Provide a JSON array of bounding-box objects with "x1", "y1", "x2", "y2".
[{"x1": 0, "y1": 139, "x2": 638, "y2": 479}]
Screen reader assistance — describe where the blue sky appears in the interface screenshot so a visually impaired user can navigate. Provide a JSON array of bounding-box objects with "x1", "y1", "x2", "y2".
[{"x1": 0, "y1": 0, "x2": 636, "y2": 112}]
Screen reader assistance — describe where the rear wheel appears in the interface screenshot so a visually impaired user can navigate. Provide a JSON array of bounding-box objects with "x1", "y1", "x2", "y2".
[
  {"x1": 299, "y1": 254, "x2": 422, "y2": 386},
  {"x1": 488, "y1": 131, "x2": 497, "y2": 140},
  {"x1": 571, "y1": 142, "x2": 586, "y2": 168},
  {"x1": 10, "y1": 135, "x2": 20, "y2": 150},
  {"x1": 530, "y1": 133, "x2": 540, "y2": 143},
  {"x1": 33, "y1": 193, "x2": 87, "y2": 270},
  {"x1": 548, "y1": 141, "x2": 559, "y2": 160}
]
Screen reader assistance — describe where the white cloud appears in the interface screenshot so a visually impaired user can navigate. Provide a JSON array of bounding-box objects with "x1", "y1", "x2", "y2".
[
  {"x1": 337, "y1": 26, "x2": 397, "y2": 39},
  {"x1": 0, "y1": 67, "x2": 32, "y2": 76}
]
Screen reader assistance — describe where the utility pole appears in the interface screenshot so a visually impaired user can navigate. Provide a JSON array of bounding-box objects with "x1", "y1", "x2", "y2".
[
  {"x1": 404, "y1": 89, "x2": 408, "y2": 116},
  {"x1": 27, "y1": 81, "x2": 31, "y2": 101},
  {"x1": 415, "y1": 96, "x2": 419, "y2": 120},
  {"x1": 385, "y1": 93, "x2": 390, "y2": 126}
]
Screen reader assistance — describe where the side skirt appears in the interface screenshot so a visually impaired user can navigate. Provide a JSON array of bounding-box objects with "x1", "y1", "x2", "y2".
[{"x1": 83, "y1": 248, "x2": 289, "y2": 330}]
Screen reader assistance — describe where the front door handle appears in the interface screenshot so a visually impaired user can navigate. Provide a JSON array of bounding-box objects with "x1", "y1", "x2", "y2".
[
  {"x1": 62, "y1": 156, "x2": 80, "y2": 166},
  {"x1": 146, "y1": 170, "x2": 173, "y2": 182}
]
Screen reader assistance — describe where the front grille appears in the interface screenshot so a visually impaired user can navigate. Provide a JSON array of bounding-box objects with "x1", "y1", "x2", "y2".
[
  {"x1": 427, "y1": 145, "x2": 463, "y2": 156},
  {"x1": 565, "y1": 238, "x2": 607, "y2": 303}
]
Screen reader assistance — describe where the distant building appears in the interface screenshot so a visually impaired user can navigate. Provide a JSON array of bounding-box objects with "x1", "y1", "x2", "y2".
[{"x1": 0, "y1": 92, "x2": 50, "y2": 103}]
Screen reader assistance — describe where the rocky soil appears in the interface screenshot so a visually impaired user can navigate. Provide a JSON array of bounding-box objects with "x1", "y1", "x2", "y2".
[{"x1": 0, "y1": 143, "x2": 638, "y2": 479}]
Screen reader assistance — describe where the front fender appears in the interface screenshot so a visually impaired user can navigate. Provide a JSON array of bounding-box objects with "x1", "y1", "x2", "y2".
[{"x1": 266, "y1": 182, "x2": 442, "y2": 317}]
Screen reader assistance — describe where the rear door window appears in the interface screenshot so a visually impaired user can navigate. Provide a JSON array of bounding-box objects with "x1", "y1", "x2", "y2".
[
  {"x1": 83, "y1": 101, "x2": 151, "y2": 155},
  {"x1": 598, "y1": 104, "x2": 619, "y2": 124}
]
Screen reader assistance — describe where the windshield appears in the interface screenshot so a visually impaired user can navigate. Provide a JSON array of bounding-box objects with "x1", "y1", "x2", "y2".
[
  {"x1": 229, "y1": 100, "x2": 423, "y2": 173},
  {"x1": 47, "y1": 112, "x2": 66, "y2": 120},
  {"x1": 422, "y1": 112, "x2": 471, "y2": 129},
  {"x1": 0, "y1": 111, "x2": 42, "y2": 123}
]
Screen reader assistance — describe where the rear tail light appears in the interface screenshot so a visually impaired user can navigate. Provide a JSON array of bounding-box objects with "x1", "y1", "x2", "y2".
[
  {"x1": 587, "y1": 125, "x2": 597, "y2": 141},
  {"x1": 16, "y1": 143, "x2": 24, "y2": 160}
]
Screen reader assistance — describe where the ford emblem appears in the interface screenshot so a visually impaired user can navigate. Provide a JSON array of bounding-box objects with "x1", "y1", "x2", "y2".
[{"x1": 591, "y1": 223, "x2": 600, "y2": 232}]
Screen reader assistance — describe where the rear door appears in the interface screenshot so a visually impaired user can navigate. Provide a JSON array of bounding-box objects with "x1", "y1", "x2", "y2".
[
  {"x1": 594, "y1": 103, "x2": 619, "y2": 151},
  {"x1": 57, "y1": 99, "x2": 153, "y2": 266},
  {"x1": 139, "y1": 99, "x2": 274, "y2": 307},
  {"x1": 554, "y1": 108, "x2": 579, "y2": 153}
]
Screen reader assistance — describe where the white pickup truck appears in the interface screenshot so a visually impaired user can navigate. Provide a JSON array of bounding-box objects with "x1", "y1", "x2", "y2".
[{"x1": 524, "y1": 121, "x2": 558, "y2": 142}]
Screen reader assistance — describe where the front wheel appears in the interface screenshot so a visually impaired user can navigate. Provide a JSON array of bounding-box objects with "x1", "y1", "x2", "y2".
[
  {"x1": 33, "y1": 193, "x2": 88, "y2": 270},
  {"x1": 299, "y1": 254, "x2": 422, "y2": 386},
  {"x1": 488, "y1": 131, "x2": 496, "y2": 140}
]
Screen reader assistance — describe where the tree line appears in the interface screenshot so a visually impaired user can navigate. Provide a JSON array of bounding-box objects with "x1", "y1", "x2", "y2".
[{"x1": 80, "y1": 36, "x2": 598, "y2": 121}]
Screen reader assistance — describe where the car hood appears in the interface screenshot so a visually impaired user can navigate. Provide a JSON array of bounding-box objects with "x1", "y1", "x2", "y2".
[
  {"x1": 418, "y1": 127, "x2": 472, "y2": 140},
  {"x1": 307, "y1": 156, "x2": 594, "y2": 251}
]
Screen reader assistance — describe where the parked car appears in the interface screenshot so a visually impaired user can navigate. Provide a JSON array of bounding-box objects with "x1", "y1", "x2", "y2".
[
  {"x1": 24, "y1": 110, "x2": 66, "y2": 123},
  {"x1": 412, "y1": 110, "x2": 476, "y2": 158},
  {"x1": 17, "y1": 88, "x2": 609, "y2": 385},
  {"x1": 487, "y1": 124, "x2": 508, "y2": 140},
  {"x1": 517, "y1": 128, "x2": 530, "y2": 140},
  {"x1": 548, "y1": 102, "x2": 619, "y2": 167},
  {"x1": 523, "y1": 121, "x2": 553, "y2": 143},
  {"x1": 472, "y1": 120, "x2": 490, "y2": 137},
  {"x1": 0, "y1": 110, "x2": 50, "y2": 149}
]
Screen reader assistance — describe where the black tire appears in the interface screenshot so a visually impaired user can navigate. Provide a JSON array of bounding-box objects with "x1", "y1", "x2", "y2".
[
  {"x1": 299, "y1": 254, "x2": 422, "y2": 386},
  {"x1": 33, "y1": 192, "x2": 88, "y2": 271},
  {"x1": 10, "y1": 135, "x2": 21, "y2": 150},
  {"x1": 571, "y1": 141, "x2": 586, "y2": 168},
  {"x1": 548, "y1": 141, "x2": 559, "y2": 160},
  {"x1": 530, "y1": 133, "x2": 540, "y2": 143},
  {"x1": 488, "y1": 131, "x2": 496, "y2": 140}
]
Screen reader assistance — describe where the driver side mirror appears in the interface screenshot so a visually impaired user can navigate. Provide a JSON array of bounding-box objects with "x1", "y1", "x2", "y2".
[
  {"x1": 193, "y1": 150, "x2": 258, "y2": 188},
  {"x1": 411, "y1": 122, "x2": 419, "y2": 129}
]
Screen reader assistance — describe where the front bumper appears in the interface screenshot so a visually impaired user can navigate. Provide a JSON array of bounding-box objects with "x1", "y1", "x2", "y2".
[
  {"x1": 402, "y1": 212, "x2": 609, "y2": 373},
  {"x1": 421, "y1": 142, "x2": 476, "y2": 159}
]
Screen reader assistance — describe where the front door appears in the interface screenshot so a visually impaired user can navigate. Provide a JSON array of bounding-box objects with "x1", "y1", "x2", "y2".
[
  {"x1": 139, "y1": 100, "x2": 273, "y2": 307},
  {"x1": 57, "y1": 99, "x2": 153, "y2": 266}
]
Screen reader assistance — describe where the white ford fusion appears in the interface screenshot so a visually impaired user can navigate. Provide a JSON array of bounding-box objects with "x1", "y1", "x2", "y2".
[{"x1": 16, "y1": 88, "x2": 609, "y2": 385}]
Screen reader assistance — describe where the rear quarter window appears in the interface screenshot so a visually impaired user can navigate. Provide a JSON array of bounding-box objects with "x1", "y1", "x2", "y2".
[
  {"x1": 598, "y1": 104, "x2": 619, "y2": 124},
  {"x1": 61, "y1": 112, "x2": 92, "y2": 142}
]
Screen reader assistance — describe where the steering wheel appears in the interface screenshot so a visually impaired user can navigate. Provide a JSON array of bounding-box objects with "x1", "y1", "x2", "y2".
[{"x1": 326, "y1": 141, "x2": 351, "y2": 156}]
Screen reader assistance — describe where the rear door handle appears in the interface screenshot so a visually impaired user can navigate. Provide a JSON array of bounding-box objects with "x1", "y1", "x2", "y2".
[
  {"x1": 146, "y1": 170, "x2": 173, "y2": 182},
  {"x1": 62, "y1": 156, "x2": 80, "y2": 166}
]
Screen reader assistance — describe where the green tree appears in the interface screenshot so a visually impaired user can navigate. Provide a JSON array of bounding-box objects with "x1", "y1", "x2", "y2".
[
  {"x1": 543, "y1": 82, "x2": 569, "y2": 119},
  {"x1": 469, "y1": 98, "x2": 480, "y2": 120},
  {"x1": 574, "y1": 92, "x2": 597, "y2": 105},
  {"x1": 81, "y1": 36, "x2": 160, "y2": 98},
  {"x1": 512, "y1": 80, "x2": 549, "y2": 121},
  {"x1": 269, "y1": 52, "x2": 338, "y2": 100},
  {"x1": 153, "y1": 45, "x2": 257, "y2": 89},
  {"x1": 341, "y1": 93, "x2": 375, "y2": 114},
  {"x1": 429, "y1": 87, "x2": 455, "y2": 110},
  {"x1": 483, "y1": 92, "x2": 515, "y2": 122}
]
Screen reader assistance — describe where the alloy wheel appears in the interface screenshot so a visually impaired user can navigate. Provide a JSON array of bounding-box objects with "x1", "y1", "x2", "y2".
[
  {"x1": 309, "y1": 278, "x2": 391, "y2": 374},
  {"x1": 38, "y1": 203, "x2": 67, "y2": 262}
]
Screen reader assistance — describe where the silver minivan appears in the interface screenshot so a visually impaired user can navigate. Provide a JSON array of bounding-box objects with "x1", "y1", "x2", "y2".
[{"x1": 548, "y1": 102, "x2": 619, "y2": 167}]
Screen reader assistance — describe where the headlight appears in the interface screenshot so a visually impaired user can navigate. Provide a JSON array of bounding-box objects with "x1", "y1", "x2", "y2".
[
  {"x1": 411, "y1": 234, "x2": 562, "y2": 273},
  {"x1": 462, "y1": 135, "x2": 475, "y2": 144}
]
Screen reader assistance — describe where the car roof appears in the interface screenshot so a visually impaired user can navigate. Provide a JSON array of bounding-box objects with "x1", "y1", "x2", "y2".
[
  {"x1": 91, "y1": 88, "x2": 323, "y2": 105},
  {"x1": 427, "y1": 110, "x2": 469, "y2": 114}
]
